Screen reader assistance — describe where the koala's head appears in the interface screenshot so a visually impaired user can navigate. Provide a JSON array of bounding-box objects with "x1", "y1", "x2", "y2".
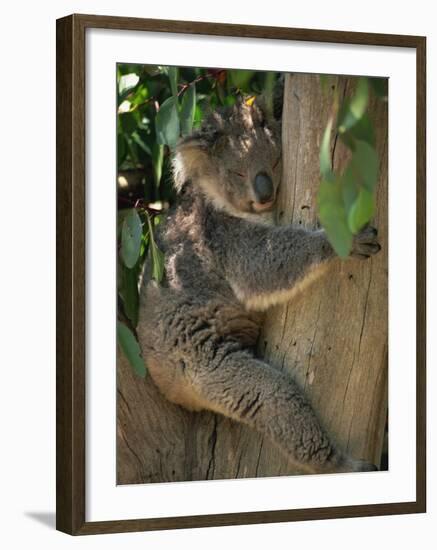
[{"x1": 172, "y1": 98, "x2": 281, "y2": 217}]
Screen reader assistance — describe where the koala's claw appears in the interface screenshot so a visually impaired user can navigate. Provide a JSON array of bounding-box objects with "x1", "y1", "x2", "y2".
[{"x1": 351, "y1": 226, "x2": 381, "y2": 259}]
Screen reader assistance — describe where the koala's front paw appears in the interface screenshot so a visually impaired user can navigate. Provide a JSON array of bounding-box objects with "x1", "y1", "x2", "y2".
[{"x1": 351, "y1": 226, "x2": 381, "y2": 259}]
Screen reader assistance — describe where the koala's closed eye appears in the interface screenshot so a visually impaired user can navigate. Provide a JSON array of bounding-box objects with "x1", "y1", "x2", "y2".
[{"x1": 230, "y1": 170, "x2": 246, "y2": 178}]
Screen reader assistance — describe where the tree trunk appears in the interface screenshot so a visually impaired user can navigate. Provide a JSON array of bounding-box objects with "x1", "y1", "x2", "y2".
[{"x1": 117, "y1": 73, "x2": 388, "y2": 484}]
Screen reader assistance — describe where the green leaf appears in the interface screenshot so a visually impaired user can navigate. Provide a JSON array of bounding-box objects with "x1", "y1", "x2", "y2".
[
  {"x1": 343, "y1": 113, "x2": 376, "y2": 148},
  {"x1": 155, "y1": 96, "x2": 180, "y2": 149},
  {"x1": 350, "y1": 78, "x2": 369, "y2": 119},
  {"x1": 341, "y1": 165, "x2": 359, "y2": 212},
  {"x1": 131, "y1": 131, "x2": 151, "y2": 156},
  {"x1": 118, "y1": 73, "x2": 139, "y2": 96},
  {"x1": 119, "y1": 112, "x2": 139, "y2": 135},
  {"x1": 117, "y1": 322, "x2": 146, "y2": 378},
  {"x1": 152, "y1": 143, "x2": 164, "y2": 189},
  {"x1": 129, "y1": 83, "x2": 149, "y2": 106},
  {"x1": 146, "y1": 213, "x2": 165, "y2": 283},
  {"x1": 318, "y1": 179, "x2": 353, "y2": 258},
  {"x1": 264, "y1": 71, "x2": 276, "y2": 117},
  {"x1": 117, "y1": 133, "x2": 127, "y2": 167},
  {"x1": 118, "y1": 264, "x2": 139, "y2": 327},
  {"x1": 193, "y1": 104, "x2": 203, "y2": 128},
  {"x1": 349, "y1": 140, "x2": 379, "y2": 191},
  {"x1": 180, "y1": 84, "x2": 196, "y2": 136},
  {"x1": 229, "y1": 69, "x2": 256, "y2": 91},
  {"x1": 320, "y1": 118, "x2": 334, "y2": 180},
  {"x1": 338, "y1": 77, "x2": 369, "y2": 133},
  {"x1": 347, "y1": 188, "x2": 375, "y2": 233},
  {"x1": 120, "y1": 209, "x2": 142, "y2": 268},
  {"x1": 167, "y1": 66, "x2": 179, "y2": 100},
  {"x1": 369, "y1": 77, "x2": 388, "y2": 98},
  {"x1": 150, "y1": 238, "x2": 165, "y2": 282}
]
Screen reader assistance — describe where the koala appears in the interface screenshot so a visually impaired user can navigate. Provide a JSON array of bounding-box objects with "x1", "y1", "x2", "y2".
[{"x1": 137, "y1": 98, "x2": 381, "y2": 474}]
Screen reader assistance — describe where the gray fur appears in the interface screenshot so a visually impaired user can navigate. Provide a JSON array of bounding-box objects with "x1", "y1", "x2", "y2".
[{"x1": 137, "y1": 100, "x2": 380, "y2": 474}]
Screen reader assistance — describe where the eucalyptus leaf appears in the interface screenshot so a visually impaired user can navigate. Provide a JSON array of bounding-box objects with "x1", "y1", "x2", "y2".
[
  {"x1": 338, "y1": 78, "x2": 369, "y2": 133},
  {"x1": 320, "y1": 118, "x2": 334, "y2": 180},
  {"x1": 341, "y1": 166, "x2": 359, "y2": 212},
  {"x1": 229, "y1": 69, "x2": 256, "y2": 91},
  {"x1": 118, "y1": 264, "x2": 140, "y2": 327},
  {"x1": 167, "y1": 66, "x2": 179, "y2": 100},
  {"x1": 369, "y1": 77, "x2": 388, "y2": 98},
  {"x1": 150, "y1": 239, "x2": 165, "y2": 283},
  {"x1": 152, "y1": 143, "x2": 164, "y2": 189},
  {"x1": 117, "y1": 321, "x2": 147, "y2": 378},
  {"x1": 318, "y1": 179, "x2": 353, "y2": 258},
  {"x1": 347, "y1": 188, "x2": 375, "y2": 234},
  {"x1": 180, "y1": 84, "x2": 196, "y2": 136},
  {"x1": 145, "y1": 213, "x2": 165, "y2": 283},
  {"x1": 155, "y1": 97, "x2": 180, "y2": 149},
  {"x1": 339, "y1": 113, "x2": 375, "y2": 149},
  {"x1": 131, "y1": 131, "x2": 151, "y2": 155},
  {"x1": 120, "y1": 209, "x2": 142, "y2": 269},
  {"x1": 349, "y1": 140, "x2": 379, "y2": 191},
  {"x1": 118, "y1": 73, "x2": 139, "y2": 96}
]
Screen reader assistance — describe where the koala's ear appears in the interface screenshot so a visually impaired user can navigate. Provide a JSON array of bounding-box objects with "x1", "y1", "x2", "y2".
[{"x1": 172, "y1": 135, "x2": 211, "y2": 192}]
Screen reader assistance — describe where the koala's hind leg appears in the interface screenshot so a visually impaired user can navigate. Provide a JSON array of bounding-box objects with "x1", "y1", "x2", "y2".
[{"x1": 192, "y1": 348, "x2": 377, "y2": 474}]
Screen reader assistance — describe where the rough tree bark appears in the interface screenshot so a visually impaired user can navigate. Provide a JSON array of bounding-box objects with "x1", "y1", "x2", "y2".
[{"x1": 117, "y1": 73, "x2": 388, "y2": 484}]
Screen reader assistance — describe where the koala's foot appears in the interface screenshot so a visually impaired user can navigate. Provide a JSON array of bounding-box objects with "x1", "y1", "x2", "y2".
[{"x1": 351, "y1": 226, "x2": 381, "y2": 259}]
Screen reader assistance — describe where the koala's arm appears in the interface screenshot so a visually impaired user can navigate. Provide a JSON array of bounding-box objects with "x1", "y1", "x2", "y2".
[
  {"x1": 191, "y1": 347, "x2": 375, "y2": 473},
  {"x1": 217, "y1": 219, "x2": 333, "y2": 309},
  {"x1": 215, "y1": 218, "x2": 380, "y2": 310}
]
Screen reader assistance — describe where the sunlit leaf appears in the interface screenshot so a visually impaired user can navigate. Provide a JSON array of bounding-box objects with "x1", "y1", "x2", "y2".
[
  {"x1": 180, "y1": 84, "x2": 196, "y2": 136},
  {"x1": 338, "y1": 78, "x2": 369, "y2": 133},
  {"x1": 320, "y1": 118, "x2": 334, "y2": 180},
  {"x1": 118, "y1": 100, "x2": 131, "y2": 114},
  {"x1": 155, "y1": 96, "x2": 180, "y2": 149},
  {"x1": 118, "y1": 73, "x2": 140, "y2": 96},
  {"x1": 120, "y1": 209, "x2": 142, "y2": 268},
  {"x1": 129, "y1": 83, "x2": 149, "y2": 106},
  {"x1": 347, "y1": 188, "x2": 375, "y2": 234},
  {"x1": 117, "y1": 321, "x2": 146, "y2": 378}
]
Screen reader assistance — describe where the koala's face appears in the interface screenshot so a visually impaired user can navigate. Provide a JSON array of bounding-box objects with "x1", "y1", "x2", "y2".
[{"x1": 173, "y1": 100, "x2": 282, "y2": 217}]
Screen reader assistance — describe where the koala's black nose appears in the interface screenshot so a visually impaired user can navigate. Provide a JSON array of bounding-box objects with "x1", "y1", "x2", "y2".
[{"x1": 253, "y1": 172, "x2": 274, "y2": 204}]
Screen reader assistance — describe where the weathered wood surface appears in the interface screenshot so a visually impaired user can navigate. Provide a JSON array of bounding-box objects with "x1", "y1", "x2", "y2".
[
  {"x1": 117, "y1": 73, "x2": 388, "y2": 484},
  {"x1": 260, "y1": 74, "x2": 388, "y2": 470}
]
